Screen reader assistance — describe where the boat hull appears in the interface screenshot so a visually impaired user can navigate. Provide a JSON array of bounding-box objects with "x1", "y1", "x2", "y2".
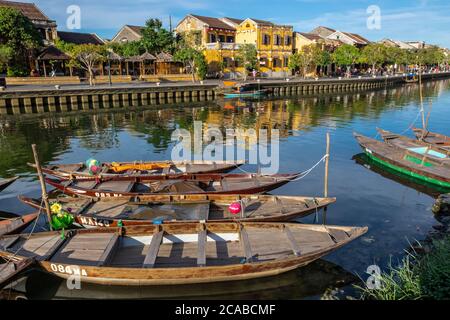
[{"x1": 355, "y1": 134, "x2": 450, "y2": 189}]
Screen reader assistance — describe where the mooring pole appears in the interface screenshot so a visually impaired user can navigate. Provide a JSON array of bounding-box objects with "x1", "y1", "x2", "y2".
[
  {"x1": 323, "y1": 133, "x2": 330, "y2": 225},
  {"x1": 324, "y1": 132, "x2": 330, "y2": 198},
  {"x1": 31, "y1": 144, "x2": 53, "y2": 231}
]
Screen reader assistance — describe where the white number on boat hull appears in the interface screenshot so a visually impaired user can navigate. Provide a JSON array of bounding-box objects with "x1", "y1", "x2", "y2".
[
  {"x1": 79, "y1": 216, "x2": 112, "y2": 227},
  {"x1": 94, "y1": 192, "x2": 124, "y2": 198},
  {"x1": 50, "y1": 264, "x2": 88, "y2": 277}
]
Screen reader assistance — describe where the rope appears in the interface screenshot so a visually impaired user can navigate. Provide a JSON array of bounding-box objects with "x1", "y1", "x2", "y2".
[
  {"x1": 400, "y1": 105, "x2": 424, "y2": 135},
  {"x1": 0, "y1": 200, "x2": 45, "y2": 275}
]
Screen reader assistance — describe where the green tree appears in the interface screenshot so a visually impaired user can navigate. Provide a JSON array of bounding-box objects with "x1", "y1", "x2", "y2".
[
  {"x1": 313, "y1": 47, "x2": 331, "y2": 76},
  {"x1": 359, "y1": 43, "x2": 387, "y2": 74},
  {"x1": 140, "y1": 19, "x2": 175, "y2": 54},
  {"x1": 385, "y1": 46, "x2": 409, "y2": 72},
  {"x1": 0, "y1": 7, "x2": 42, "y2": 76},
  {"x1": 235, "y1": 44, "x2": 258, "y2": 80},
  {"x1": 289, "y1": 45, "x2": 316, "y2": 78},
  {"x1": 0, "y1": 45, "x2": 12, "y2": 72},
  {"x1": 174, "y1": 48, "x2": 205, "y2": 82},
  {"x1": 332, "y1": 44, "x2": 360, "y2": 75},
  {"x1": 58, "y1": 43, "x2": 106, "y2": 86},
  {"x1": 107, "y1": 41, "x2": 143, "y2": 58}
]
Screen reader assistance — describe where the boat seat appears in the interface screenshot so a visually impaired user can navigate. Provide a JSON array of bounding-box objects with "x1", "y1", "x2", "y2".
[{"x1": 97, "y1": 181, "x2": 135, "y2": 193}]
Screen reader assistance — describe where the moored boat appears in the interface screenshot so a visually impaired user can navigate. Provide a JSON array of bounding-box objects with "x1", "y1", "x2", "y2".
[
  {"x1": 31, "y1": 160, "x2": 246, "y2": 180},
  {"x1": 19, "y1": 194, "x2": 336, "y2": 227},
  {"x1": 224, "y1": 83, "x2": 271, "y2": 99},
  {"x1": 0, "y1": 222, "x2": 367, "y2": 286},
  {"x1": 0, "y1": 177, "x2": 19, "y2": 193},
  {"x1": 44, "y1": 172, "x2": 299, "y2": 198},
  {"x1": 354, "y1": 132, "x2": 450, "y2": 189},
  {"x1": 0, "y1": 213, "x2": 39, "y2": 237},
  {"x1": 378, "y1": 128, "x2": 450, "y2": 162},
  {"x1": 413, "y1": 128, "x2": 450, "y2": 150}
]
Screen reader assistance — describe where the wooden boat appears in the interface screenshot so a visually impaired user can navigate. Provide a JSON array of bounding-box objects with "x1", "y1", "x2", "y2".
[
  {"x1": 354, "y1": 132, "x2": 450, "y2": 189},
  {"x1": 19, "y1": 194, "x2": 336, "y2": 228},
  {"x1": 0, "y1": 213, "x2": 39, "y2": 237},
  {"x1": 0, "y1": 258, "x2": 35, "y2": 289},
  {"x1": 30, "y1": 160, "x2": 246, "y2": 180},
  {"x1": 0, "y1": 177, "x2": 18, "y2": 193},
  {"x1": 0, "y1": 222, "x2": 367, "y2": 286},
  {"x1": 44, "y1": 173, "x2": 299, "y2": 198},
  {"x1": 378, "y1": 128, "x2": 450, "y2": 162},
  {"x1": 224, "y1": 83, "x2": 271, "y2": 99},
  {"x1": 413, "y1": 128, "x2": 450, "y2": 150}
]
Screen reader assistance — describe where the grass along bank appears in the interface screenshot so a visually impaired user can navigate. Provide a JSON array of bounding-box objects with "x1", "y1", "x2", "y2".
[{"x1": 356, "y1": 232, "x2": 450, "y2": 300}]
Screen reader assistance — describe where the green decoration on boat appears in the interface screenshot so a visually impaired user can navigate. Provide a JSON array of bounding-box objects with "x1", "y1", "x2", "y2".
[{"x1": 50, "y1": 202, "x2": 74, "y2": 230}]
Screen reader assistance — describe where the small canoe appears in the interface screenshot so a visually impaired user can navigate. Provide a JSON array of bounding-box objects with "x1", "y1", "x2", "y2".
[
  {"x1": 354, "y1": 132, "x2": 450, "y2": 189},
  {"x1": 378, "y1": 128, "x2": 450, "y2": 162},
  {"x1": 413, "y1": 128, "x2": 450, "y2": 150},
  {"x1": 0, "y1": 213, "x2": 39, "y2": 237},
  {"x1": 0, "y1": 177, "x2": 19, "y2": 193},
  {"x1": 0, "y1": 222, "x2": 367, "y2": 286},
  {"x1": 30, "y1": 160, "x2": 245, "y2": 180},
  {"x1": 45, "y1": 173, "x2": 299, "y2": 198},
  {"x1": 224, "y1": 90, "x2": 269, "y2": 99},
  {"x1": 19, "y1": 194, "x2": 336, "y2": 227}
]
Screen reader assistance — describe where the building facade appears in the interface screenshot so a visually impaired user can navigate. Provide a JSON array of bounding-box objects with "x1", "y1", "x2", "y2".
[
  {"x1": 0, "y1": 0, "x2": 57, "y2": 44},
  {"x1": 111, "y1": 25, "x2": 144, "y2": 43}
]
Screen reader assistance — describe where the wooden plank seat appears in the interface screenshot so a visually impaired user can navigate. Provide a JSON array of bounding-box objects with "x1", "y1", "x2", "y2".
[
  {"x1": 97, "y1": 180, "x2": 135, "y2": 193},
  {"x1": 143, "y1": 230, "x2": 164, "y2": 268}
]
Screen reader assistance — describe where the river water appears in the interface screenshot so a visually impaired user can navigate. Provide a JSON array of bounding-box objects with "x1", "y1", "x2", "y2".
[{"x1": 1, "y1": 79, "x2": 449, "y2": 299}]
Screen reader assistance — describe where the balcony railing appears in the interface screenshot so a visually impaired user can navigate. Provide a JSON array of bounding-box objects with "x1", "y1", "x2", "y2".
[{"x1": 205, "y1": 42, "x2": 241, "y2": 50}]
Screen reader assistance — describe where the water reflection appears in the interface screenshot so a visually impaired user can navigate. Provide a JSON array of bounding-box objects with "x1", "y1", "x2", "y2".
[
  {"x1": 353, "y1": 153, "x2": 449, "y2": 197},
  {"x1": 1, "y1": 79, "x2": 449, "y2": 299},
  {"x1": 3, "y1": 259, "x2": 357, "y2": 300},
  {"x1": 0, "y1": 80, "x2": 448, "y2": 178}
]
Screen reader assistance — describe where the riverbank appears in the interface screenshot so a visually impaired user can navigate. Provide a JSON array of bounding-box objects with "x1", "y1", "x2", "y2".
[
  {"x1": 1, "y1": 72, "x2": 450, "y2": 115},
  {"x1": 356, "y1": 216, "x2": 450, "y2": 300}
]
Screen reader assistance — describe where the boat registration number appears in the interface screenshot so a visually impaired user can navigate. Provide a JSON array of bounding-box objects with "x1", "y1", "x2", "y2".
[
  {"x1": 50, "y1": 264, "x2": 88, "y2": 277},
  {"x1": 94, "y1": 192, "x2": 124, "y2": 198},
  {"x1": 79, "y1": 216, "x2": 112, "y2": 227}
]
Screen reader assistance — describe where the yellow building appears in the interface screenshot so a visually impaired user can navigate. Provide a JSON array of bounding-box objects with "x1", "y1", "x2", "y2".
[
  {"x1": 236, "y1": 18, "x2": 293, "y2": 76},
  {"x1": 176, "y1": 15, "x2": 294, "y2": 77}
]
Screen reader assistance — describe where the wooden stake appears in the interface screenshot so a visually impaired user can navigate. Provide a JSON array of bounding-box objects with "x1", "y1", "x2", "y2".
[
  {"x1": 324, "y1": 132, "x2": 330, "y2": 198},
  {"x1": 419, "y1": 67, "x2": 426, "y2": 131},
  {"x1": 323, "y1": 133, "x2": 330, "y2": 225},
  {"x1": 31, "y1": 144, "x2": 53, "y2": 231}
]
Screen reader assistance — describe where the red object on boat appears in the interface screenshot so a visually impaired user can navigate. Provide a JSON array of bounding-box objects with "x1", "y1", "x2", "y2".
[{"x1": 228, "y1": 202, "x2": 242, "y2": 215}]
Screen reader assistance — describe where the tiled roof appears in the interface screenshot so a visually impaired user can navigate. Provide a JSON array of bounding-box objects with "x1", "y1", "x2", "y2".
[
  {"x1": 344, "y1": 32, "x2": 370, "y2": 44},
  {"x1": 37, "y1": 46, "x2": 70, "y2": 60},
  {"x1": 0, "y1": 0, "x2": 52, "y2": 22},
  {"x1": 222, "y1": 17, "x2": 244, "y2": 25},
  {"x1": 298, "y1": 32, "x2": 323, "y2": 41},
  {"x1": 191, "y1": 14, "x2": 236, "y2": 30},
  {"x1": 58, "y1": 31, "x2": 104, "y2": 45},
  {"x1": 126, "y1": 25, "x2": 144, "y2": 35}
]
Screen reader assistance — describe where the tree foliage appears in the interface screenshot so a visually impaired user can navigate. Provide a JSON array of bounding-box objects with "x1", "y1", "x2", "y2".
[
  {"x1": 174, "y1": 48, "x2": 206, "y2": 82},
  {"x1": 140, "y1": 19, "x2": 175, "y2": 54},
  {"x1": 359, "y1": 43, "x2": 387, "y2": 71},
  {"x1": 0, "y1": 7, "x2": 42, "y2": 76},
  {"x1": 0, "y1": 45, "x2": 12, "y2": 72},
  {"x1": 235, "y1": 44, "x2": 258, "y2": 80},
  {"x1": 332, "y1": 44, "x2": 360, "y2": 71}
]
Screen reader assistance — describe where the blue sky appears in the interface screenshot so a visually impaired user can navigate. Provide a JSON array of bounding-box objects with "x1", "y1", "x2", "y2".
[{"x1": 33, "y1": 0, "x2": 450, "y2": 47}]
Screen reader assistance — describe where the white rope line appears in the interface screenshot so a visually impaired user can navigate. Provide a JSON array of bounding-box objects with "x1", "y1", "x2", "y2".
[
  {"x1": 231, "y1": 154, "x2": 329, "y2": 182},
  {"x1": 400, "y1": 105, "x2": 424, "y2": 135}
]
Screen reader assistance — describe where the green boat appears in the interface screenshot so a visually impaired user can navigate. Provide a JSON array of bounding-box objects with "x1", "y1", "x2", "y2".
[
  {"x1": 223, "y1": 83, "x2": 270, "y2": 99},
  {"x1": 354, "y1": 133, "x2": 450, "y2": 189}
]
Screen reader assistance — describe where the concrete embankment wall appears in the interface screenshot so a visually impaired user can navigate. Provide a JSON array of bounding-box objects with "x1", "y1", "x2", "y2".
[{"x1": 1, "y1": 72, "x2": 449, "y2": 115}]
